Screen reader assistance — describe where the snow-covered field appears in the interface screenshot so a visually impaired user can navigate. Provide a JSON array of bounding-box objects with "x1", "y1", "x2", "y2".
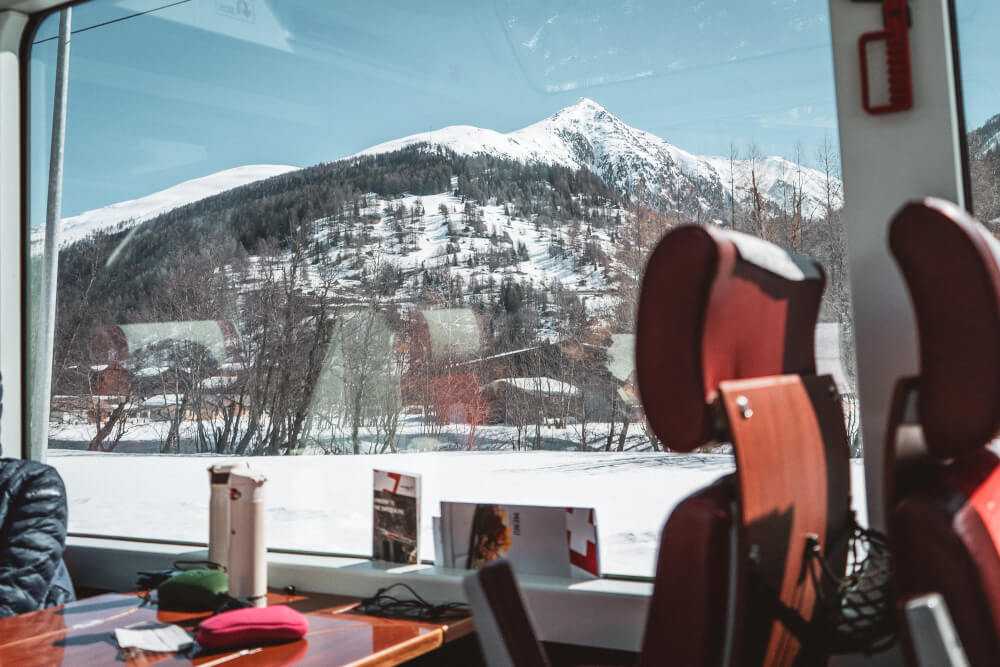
[
  {"x1": 50, "y1": 449, "x2": 868, "y2": 578},
  {"x1": 49, "y1": 416, "x2": 659, "y2": 454}
]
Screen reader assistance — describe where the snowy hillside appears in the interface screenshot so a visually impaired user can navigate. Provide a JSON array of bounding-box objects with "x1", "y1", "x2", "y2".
[
  {"x1": 234, "y1": 185, "x2": 626, "y2": 330},
  {"x1": 357, "y1": 98, "x2": 840, "y2": 217},
  {"x1": 35, "y1": 164, "x2": 298, "y2": 249},
  {"x1": 970, "y1": 112, "x2": 1000, "y2": 158}
]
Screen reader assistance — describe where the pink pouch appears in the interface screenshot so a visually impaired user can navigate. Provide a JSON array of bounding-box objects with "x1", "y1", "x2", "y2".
[{"x1": 196, "y1": 605, "x2": 309, "y2": 650}]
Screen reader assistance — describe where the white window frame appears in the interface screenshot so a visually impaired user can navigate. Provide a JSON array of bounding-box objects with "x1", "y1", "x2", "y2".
[
  {"x1": 827, "y1": 0, "x2": 966, "y2": 530},
  {"x1": 0, "y1": 8, "x2": 26, "y2": 460}
]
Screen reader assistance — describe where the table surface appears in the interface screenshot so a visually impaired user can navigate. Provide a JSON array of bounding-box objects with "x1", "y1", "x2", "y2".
[{"x1": 0, "y1": 590, "x2": 474, "y2": 667}]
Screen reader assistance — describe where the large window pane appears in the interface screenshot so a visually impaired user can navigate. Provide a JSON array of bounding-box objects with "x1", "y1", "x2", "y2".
[
  {"x1": 956, "y1": 1, "x2": 1000, "y2": 223},
  {"x1": 29, "y1": 0, "x2": 856, "y2": 576}
]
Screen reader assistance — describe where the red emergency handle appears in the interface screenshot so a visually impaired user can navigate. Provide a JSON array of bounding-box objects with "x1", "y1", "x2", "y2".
[{"x1": 858, "y1": 0, "x2": 913, "y2": 114}]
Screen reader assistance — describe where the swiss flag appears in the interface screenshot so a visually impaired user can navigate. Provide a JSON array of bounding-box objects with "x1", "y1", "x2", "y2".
[{"x1": 566, "y1": 508, "x2": 599, "y2": 576}]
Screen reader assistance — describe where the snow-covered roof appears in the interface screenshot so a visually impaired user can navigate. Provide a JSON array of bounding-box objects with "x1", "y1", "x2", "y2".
[
  {"x1": 201, "y1": 376, "x2": 238, "y2": 390},
  {"x1": 142, "y1": 394, "x2": 184, "y2": 407},
  {"x1": 486, "y1": 377, "x2": 580, "y2": 397}
]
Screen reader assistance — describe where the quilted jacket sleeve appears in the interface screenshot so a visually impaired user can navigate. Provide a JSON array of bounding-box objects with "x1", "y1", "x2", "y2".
[{"x1": 0, "y1": 459, "x2": 69, "y2": 618}]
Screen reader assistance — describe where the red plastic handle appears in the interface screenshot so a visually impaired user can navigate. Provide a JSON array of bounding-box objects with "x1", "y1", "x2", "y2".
[{"x1": 858, "y1": 0, "x2": 913, "y2": 114}]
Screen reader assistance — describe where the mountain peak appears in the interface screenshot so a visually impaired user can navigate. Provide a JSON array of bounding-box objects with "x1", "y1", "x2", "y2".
[
  {"x1": 551, "y1": 97, "x2": 611, "y2": 120},
  {"x1": 571, "y1": 97, "x2": 606, "y2": 112}
]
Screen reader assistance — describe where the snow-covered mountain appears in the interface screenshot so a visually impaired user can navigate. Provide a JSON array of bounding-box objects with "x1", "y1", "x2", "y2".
[
  {"x1": 46, "y1": 100, "x2": 840, "y2": 249},
  {"x1": 969, "y1": 113, "x2": 1000, "y2": 158},
  {"x1": 35, "y1": 164, "x2": 298, "y2": 248},
  {"x1": 356, "y1": 98, "x2": 840, "y2": 218}
]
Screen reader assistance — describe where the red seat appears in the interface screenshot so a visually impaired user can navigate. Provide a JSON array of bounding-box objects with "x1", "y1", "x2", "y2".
[
  {"x1": 637, "y1": 225, "x2": 851, "y2": 667},
  {"x1": 888, "y1": 198, "x2": 1000, "y2": 667},
  {"x1": 636, "y1": 225, "x2": 825, "y2": 453}
]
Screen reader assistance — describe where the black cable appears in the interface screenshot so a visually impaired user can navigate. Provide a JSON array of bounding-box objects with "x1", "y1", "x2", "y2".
[
  {"x1": 33, "y1": 0, "x2": 193, "y2": 45},
  {"x1": 355, "y1": 583, "x2": 470, "y2": 622}
]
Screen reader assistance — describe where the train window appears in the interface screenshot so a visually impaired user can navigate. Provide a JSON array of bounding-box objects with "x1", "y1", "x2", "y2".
[
  {"x1": 26, "y1": 0, "x2": 856, "y2": 576},
  {"x1": 955, "y1": 1, "x2": 1000, "y2": 222}
]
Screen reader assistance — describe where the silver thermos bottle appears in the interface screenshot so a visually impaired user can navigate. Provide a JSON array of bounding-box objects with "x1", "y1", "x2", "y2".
[
  {"x1": 227, "y1": 469, "x2": 268, "y2": 607},
  {"x1": 207, "y1": 462, "x2": 248, "y2": 571}
]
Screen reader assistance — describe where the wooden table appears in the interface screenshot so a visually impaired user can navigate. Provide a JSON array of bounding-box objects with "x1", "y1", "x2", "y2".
[{"x1": 0, "y1": 591, "x2": 474, "y2": 666}]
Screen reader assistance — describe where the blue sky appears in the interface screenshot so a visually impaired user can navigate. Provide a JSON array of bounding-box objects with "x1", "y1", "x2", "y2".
[
  {"x1": 30, "y1": 0, "x2": 853, "y2": 223},
  {"x1": 954, "y1": 0, "x2": 1000, "y2": 131}
]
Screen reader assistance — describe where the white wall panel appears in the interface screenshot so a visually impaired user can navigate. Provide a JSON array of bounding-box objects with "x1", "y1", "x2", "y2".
[{"x1": 828, "y1": 0, "x2": 965, "y2": 529}]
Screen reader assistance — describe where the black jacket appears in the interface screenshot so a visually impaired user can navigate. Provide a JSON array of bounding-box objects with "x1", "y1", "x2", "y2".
[{"x1": 0, "y1": 458, "x2": 75, "y2": 618}]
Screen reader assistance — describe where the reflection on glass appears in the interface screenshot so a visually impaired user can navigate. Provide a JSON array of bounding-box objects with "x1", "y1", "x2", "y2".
[{"x1": 28, "y1": 0, "x2": 855, "y2": 575}]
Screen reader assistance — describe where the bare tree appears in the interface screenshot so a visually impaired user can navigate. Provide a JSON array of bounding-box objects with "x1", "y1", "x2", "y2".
[
  {"x1": 728, "y1": 141, "x2": 739, "y2": 229},
  {"x1": 612, "y1": 187, "x2": 677, "y2": 332},
  {"x1": 745, "y1": 142, "x2": 769, "y2": 241},
  {"x1": 787, "y1": 141, "x2": 806, "y2": 251}
]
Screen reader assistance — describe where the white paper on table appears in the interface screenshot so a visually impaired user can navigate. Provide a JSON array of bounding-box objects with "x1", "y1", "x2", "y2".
[{"x1": 114, "y1": 624, "x2": 193, "y2": 652}]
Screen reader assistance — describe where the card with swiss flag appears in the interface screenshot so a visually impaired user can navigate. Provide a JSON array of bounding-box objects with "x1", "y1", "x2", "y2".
[{"x1": 439, "y1": 501, "x2": 599, "y2": 579}]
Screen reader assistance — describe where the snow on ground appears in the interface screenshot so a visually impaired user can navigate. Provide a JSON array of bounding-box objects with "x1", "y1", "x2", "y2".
[
  {"x1": 49, "y1": 416, "x2": 658, "y2": 455},
  {"x1": 49, "y1": 449, "x2": 868, "y2": 578}
]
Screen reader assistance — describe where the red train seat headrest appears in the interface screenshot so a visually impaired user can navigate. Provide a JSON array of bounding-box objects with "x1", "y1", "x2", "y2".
[
  {"x1": 636, "y1": 225, "x2": 825, "y2": 452},
  {"x1": 890, "y1": 198, "x2": 1000, "y2": 459}
]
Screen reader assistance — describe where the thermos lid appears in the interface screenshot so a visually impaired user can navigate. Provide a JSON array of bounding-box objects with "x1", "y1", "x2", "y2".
[
  {"x1": 228, "y1": 469, "x2": 268, "y2": 488},
  {"x1": 208, "y1": 461, "x2": 249, "y2": 474},
  {"x1": 208, "y1": 461, "x2": 250, "y2": 483}
]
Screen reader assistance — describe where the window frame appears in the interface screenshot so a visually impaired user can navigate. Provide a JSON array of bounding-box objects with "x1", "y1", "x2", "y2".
[{"x1": 0, "y1": 8, "x2": 27, "y2": 461}]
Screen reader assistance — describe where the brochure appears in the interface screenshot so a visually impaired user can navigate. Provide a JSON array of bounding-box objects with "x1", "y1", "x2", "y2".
[
  {"x1": 372, "y1": 469, "x2": 420, "y2": 564},
  {"x1": 439, "y1": 501, "x2": 599, "y2": 578}
]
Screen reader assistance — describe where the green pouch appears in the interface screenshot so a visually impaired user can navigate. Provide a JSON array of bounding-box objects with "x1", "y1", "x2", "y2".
[{"x1": 157, "y1": 569, "x2": 228, "y2": 610}]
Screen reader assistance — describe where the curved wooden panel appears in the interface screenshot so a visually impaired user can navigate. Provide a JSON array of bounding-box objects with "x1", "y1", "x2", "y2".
[{"x1": 719, "y1": 374, "x2": 851, "y2": 667}]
